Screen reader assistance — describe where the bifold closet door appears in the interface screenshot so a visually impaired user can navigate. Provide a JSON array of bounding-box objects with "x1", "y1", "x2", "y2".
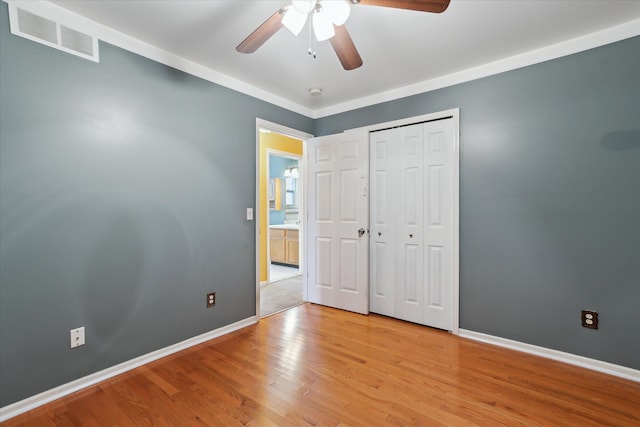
[
  {"x1": 422, "y1": 119, "x2": 455, "y2": 331},
  {"x1": 396, "y1": 124, "x2": 425, "y2": 324},
  {"x1": 369, "y1": 119, "x2": 455, "y2": 331},
  {"x1": 369, "y1": 128, "x2": 396, "y2": 317},
  {"x1": 369, "y1": 123, "x2": 425, "y2": 324}
]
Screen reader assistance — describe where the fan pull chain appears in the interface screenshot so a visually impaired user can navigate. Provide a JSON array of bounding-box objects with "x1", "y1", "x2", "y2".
[{"x1": 307, "y1": 13, "x2": 317, "y2": 59}]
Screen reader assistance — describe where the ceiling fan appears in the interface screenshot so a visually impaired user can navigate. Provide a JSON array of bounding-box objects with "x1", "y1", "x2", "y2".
[{"x1": 236, "y1": 0, "x2": 451, "y2": 71}]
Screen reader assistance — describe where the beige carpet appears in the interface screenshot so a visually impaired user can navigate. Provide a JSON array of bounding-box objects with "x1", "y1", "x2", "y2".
[{"x1": 261, "y1": 275, "x2": 304, "y2": 317}]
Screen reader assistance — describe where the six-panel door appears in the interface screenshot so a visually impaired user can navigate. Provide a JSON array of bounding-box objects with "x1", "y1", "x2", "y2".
[
  {"x1": 369, "y1": 119, "x2": 455, "y2": 331},
  {"x1": 306, "y1": 130, "x2": 369, "y2": 315}
]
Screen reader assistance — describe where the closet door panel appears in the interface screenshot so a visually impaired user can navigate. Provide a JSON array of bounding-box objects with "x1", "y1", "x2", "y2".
[
  {"x1": 424, "y1": 120, "x2": 455, "y2": 330},
  {"x1": 369, "y1": 117, "x2": 456, "y2": 330},
  {"x1": 369, "y1": 129, "x2": 396, "y2": 316},
  {"x1": 396, "y1": 125, "x2": 424, "y2": 324}
]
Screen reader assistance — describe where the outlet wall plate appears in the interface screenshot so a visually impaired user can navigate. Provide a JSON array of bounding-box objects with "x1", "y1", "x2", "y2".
[
  {"x1": 581, "y1": 310, "x2": 598, "y2": 329},
  {"x1": 206, "y1": 292, "x2": 216, "y2": 308}
]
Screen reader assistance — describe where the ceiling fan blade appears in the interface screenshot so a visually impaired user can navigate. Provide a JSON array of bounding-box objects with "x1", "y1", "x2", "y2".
[
  {"x1": 236, "y1": 8, "x2": 285, "y2": 54},
  {"x1": 355, "y1": 0, "x2": 450, "y2": 13},
  {"x1": 330, "y1": 25, "x2": 363, "y2": 71}
]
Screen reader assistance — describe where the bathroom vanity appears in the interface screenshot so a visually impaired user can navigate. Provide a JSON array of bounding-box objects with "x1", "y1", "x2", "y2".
[{"x1": 269, "y1": 224, "x2": 299, "y2": 266}]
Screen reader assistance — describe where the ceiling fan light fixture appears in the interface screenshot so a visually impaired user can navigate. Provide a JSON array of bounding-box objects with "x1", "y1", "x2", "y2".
[
  {"x1": 312, "y1": 9, "x2": 335, "y2": 41},
  {"x1": 292, "y1": 0, "x2": 315, "y2": 14},
  {"x1": 323, "y1": 0, "x2": 351, "y2": 26},
  {"x1": 282, "y1": 6, "x2": 307, "y2": 36}
]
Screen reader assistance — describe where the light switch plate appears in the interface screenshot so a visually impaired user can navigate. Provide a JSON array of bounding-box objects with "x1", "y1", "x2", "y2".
[
  {"x1": 246, "y1": 208, "x2": 253, "y2": 220},
  {"x1": 70, "y1": 327, "x2": 85, "y2": 348}
]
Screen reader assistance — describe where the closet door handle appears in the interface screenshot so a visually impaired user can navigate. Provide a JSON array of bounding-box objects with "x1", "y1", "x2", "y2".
[
  {"x1": 378, "y1": 232, "x2": 382, "y2": 236},
  {"x1": 358, "y1": 228, "x2": 366, "y2": 237},
  {"x1": 409, "y1": 234, "x2": 414, "y2": 238}
]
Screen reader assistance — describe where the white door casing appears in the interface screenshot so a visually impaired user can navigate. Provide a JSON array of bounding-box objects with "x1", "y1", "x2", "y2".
[
  {"x1": 255, "y1": 118, "x2": 313, "y2": 319},
  {"x1": 306, "y1": 130, "x2": 369, "y2": 314}
]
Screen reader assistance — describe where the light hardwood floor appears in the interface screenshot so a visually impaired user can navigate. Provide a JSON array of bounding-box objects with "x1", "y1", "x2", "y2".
[{"x1": 3, "y1": 303, "x2": 639, "y2": 426}]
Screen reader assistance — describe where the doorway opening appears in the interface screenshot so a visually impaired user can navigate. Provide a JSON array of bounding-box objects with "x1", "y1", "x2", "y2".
[
  {"x1": 264, "y1": 151, "x2": 302, "y2": 316},
  {"x1": 256, "y1": 120, "x2": 312, "y2": 318}
]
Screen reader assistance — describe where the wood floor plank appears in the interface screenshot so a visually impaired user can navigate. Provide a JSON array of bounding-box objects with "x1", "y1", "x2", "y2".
[{"x1": 3, "y1": 303, "x2": 639, "y2": 426}]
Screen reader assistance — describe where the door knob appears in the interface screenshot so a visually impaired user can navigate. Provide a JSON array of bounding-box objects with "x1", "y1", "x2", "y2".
[
  {"x1": 378, "y1": 232, "x2": 382, "y2": 236},
  {"x1": 358, "y1": 228, "x2": 366, "y2": 237},
  {"x1": 409, "y1": 234, "x2": 414, "y2": 238}
]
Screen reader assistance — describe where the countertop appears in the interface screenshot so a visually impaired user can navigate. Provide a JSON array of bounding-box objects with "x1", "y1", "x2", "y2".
[{"x1": 269, "y1": 224, "x2": 299, "y2": 230}]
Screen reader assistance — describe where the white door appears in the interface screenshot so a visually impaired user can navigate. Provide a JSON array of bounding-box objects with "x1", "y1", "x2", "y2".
[
  {"x1": 423, "y1": 119, "x2": 455, "y2": 330},
  {"x1": 306, "y1": 130, "x2": 369, "y2": 314},
  {"x1": 370, "y1": 123, "x2": 426, "y2": 324},
  {"x1": 396, "y1": 123, "x2": 425, "y2": 324},
  {"x1": 369, "y1": 118, "x2": 456, "y2": 331},
  {"x1": 369, "y1": 128, "x2": 396, "y2": 316}
]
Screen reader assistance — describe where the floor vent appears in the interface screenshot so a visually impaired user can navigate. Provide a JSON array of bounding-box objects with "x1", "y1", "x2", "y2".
[{"x1": 8, "y1": 3, "x2": 99, "y2": 62}]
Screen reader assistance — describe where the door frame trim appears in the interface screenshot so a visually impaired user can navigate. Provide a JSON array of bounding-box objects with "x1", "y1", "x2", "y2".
[
  {"x1": 349, "y1": 108, "x2": 460, "y2": 334},
  {"x1": 255, "y1": 119, "x2": 313, "y2": 320}
]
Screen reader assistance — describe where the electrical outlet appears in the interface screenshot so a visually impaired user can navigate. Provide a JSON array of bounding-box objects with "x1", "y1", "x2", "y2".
[
  {"x1": 206, "y1": 292, "x2": 216, "y2": 308},
  {"x1": 70, "y1": 327, "x2": 85, "y2": 348},
  {"x1": 581, "y1": 310, "x2": 598, "y2": 329}
]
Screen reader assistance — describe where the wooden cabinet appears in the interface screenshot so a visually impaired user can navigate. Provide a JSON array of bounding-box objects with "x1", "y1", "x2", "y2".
[
  {"x1": 270, "y1": 227, "x2": 299, "y2": 266},
  {"x1": 270, "y1": 228, "x2": 286, "y2": 263},
  {"x1": 285, "y1": 230, "x2": 299, "y2": 265}
]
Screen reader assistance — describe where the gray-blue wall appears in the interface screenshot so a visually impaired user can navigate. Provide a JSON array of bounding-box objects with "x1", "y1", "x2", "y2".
[
  {"x1": 316, "y1": 36, "x2": 640, "y2": 370},
  {"x1": 0, "y1": 5, "x2": 312, "y2": 406}
]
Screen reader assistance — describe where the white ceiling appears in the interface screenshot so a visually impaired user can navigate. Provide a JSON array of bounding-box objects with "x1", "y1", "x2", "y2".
[{"x1": 47, "y1": 0, "x2": 640, "y2": 116}]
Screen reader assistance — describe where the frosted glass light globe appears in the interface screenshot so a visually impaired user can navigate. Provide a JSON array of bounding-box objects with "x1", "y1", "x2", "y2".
[
  {"x1": 292, "y1": 0, "x2": 315, "y2": 14},
  {"x1": 312, "y1": 9, "x2": 335, "y2": 41},
  {"x1": 323, "y1": 0, "x2": 350, "y2": 26},
  {"x1": 282, "y1": 6, "x2": 308, "y2": 36}
]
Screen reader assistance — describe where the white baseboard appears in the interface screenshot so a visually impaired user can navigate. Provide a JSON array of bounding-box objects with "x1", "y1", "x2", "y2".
[
  {"x1": 0, "y1": 316, "x2": 257, "y2": 422},
  {"x1": 459, "y1": 329, "x2": 639, "y2": 383}
]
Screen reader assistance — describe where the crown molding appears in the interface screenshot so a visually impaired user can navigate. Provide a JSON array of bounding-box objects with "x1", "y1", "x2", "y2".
[
  {"x1": 311, "y1": 18, "x2": 640, "y2": 118},
  {"x1": 2, "y1": 0, "x2": 315, "y2": 118},
  {"x1": 3, "y1": 1, "x2": 639, "y2": 122}
]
